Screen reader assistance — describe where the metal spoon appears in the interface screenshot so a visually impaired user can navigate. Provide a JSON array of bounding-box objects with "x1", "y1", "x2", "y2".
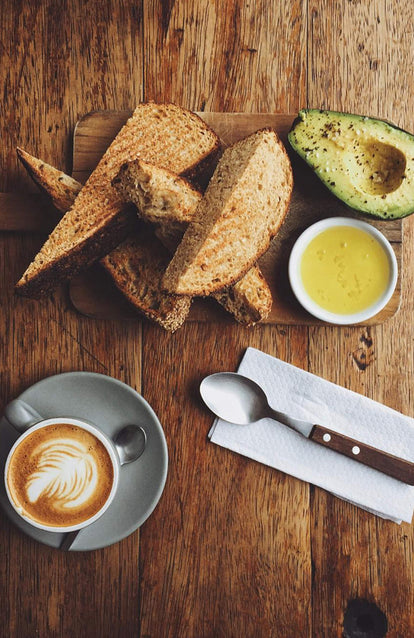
[
  {"x1": 60, "y1": 424, "x2": 147, "y2": 551},
  {"x1": 200, "y1": 372, "x2": 414, "y2": 485},
  {"x1": 114, "y1": 424, "x2": 147, "y2": 466}
]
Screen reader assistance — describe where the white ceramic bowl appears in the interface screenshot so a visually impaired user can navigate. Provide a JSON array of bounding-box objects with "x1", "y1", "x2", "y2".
[{"x1": 288, "y1": 216, "x2": 398, "y2": 325}]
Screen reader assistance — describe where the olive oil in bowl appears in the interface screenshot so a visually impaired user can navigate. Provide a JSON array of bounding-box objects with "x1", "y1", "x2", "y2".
[{"x1": 288, "y1": 217, "x2": 398, "y2": 324}]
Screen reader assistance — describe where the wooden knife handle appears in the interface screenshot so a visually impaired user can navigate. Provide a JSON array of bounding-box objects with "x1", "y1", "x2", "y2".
[{"x1": 310, "y1": 425, "x2": 414, "y2": 485}]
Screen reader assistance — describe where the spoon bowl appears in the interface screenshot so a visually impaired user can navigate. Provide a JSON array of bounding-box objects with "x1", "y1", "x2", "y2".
[
  {"x1": 114, "y1": 424, "x2": 147, "y2": 466},
  {"x1": 200, "y1": 373, "x2": 270, "y2": 424}
]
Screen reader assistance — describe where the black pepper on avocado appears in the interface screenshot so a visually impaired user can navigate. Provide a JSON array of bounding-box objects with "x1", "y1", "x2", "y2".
[{"x1": 288, "y1": 108, "x2": 414, "y2": 219}]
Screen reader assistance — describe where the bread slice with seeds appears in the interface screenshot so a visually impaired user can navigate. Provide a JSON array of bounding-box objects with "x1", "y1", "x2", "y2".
[
  {"x1": 113, "y1": 159, "x2": 273, "y2": 324},
  {"x1": 16, "y1": 148, "x2": 191, "y2": 331},
  {"x1": 162, "y1": 128, "x2": 293, "y2": 296},
  {"x1": 16, "y1": 102, "x2": 220, "y2": 298}
]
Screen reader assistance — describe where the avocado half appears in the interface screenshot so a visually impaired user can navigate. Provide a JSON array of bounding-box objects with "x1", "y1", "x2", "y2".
[{"x1": 288, "y1": 109, "x2": 414, "y2": 219}]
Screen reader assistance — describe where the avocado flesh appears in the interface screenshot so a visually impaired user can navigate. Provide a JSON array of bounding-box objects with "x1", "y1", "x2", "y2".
[{"x1": 288, "y1": 109, "x2": 414, "y2": 219}]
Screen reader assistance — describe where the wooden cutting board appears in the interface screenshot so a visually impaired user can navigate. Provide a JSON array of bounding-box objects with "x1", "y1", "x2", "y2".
[{"x1": 4, "y1": 112, "x2": 403, "y2": 325}]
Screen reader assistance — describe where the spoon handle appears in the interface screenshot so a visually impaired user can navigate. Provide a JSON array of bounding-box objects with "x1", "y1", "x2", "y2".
[
  {"x1": 310, "y1": 425, "x2": 414, "y2": 485},
  {"x1": 60, "y1": 530, "x2": 80, "y2": 551}
]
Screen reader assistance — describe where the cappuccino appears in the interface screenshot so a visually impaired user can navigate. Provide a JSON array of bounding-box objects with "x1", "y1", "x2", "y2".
[{"x1": 6, "y1": 422, "x2": 114, "y2": 528}]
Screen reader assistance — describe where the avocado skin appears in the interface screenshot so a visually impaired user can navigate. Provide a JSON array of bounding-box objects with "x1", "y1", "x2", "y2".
[{"x1": 288, "y1": 109, "x2": 414, "y2": 220}]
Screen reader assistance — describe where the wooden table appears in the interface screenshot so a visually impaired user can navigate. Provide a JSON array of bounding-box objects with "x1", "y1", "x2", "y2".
[{"x1": 1, "y1": 2, "x2": 413, "y2": 636}]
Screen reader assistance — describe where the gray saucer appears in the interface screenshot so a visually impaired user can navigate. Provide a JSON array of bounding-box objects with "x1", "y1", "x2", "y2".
[{"x1": 0, "y1": 372, "x2": 168, "y2": 551}]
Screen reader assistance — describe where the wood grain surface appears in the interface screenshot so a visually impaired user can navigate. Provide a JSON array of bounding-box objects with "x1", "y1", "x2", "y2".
[{"x1": 1, "y1": 1, "x2": 413, "y2": 637}]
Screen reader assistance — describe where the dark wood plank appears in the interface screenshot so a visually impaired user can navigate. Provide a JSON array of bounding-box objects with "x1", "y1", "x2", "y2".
[
  {"x1": 0, "y1": 1, "x2": 144, "y2": 637},
  {"x1": 307, "y1": 2, "x2": 414, "y2": 636},
  {"x1": 141, "y1": 322, "x2": 312, "y2": 638},
  {"x1": 144, "y1": 0, "x2": 307, "y2": 113},
  {"x1": 140, "y1": 2, "x2": 311, "y2": 637}
]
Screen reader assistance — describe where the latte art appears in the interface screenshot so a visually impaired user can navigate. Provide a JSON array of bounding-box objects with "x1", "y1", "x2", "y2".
[
  {"x1": 7, "y1": 423, "x2": 114, "y2": 528},
  {"x1": 26, "y1": 438, "x2": 99, "y2": 510}
]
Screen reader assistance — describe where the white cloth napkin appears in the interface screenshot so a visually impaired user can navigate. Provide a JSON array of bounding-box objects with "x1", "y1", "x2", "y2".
[{"x1": 208, "y1": 347, "x2": 414, "y2": 523}]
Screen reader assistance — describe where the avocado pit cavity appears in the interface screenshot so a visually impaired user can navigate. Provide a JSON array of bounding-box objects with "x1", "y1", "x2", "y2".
[{"x1": 347, "y1": 139, "x2": 406, "y2": 196}]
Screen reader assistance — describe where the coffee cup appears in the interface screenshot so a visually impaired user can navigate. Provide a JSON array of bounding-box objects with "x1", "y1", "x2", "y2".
[{"x1": 4, "y1": 401, "x2": 120, "y2": 533}]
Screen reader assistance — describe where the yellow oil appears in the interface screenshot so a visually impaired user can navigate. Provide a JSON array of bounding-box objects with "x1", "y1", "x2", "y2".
[{"x1": 300, "y1": 225, "x2": 390, "y2": 314}]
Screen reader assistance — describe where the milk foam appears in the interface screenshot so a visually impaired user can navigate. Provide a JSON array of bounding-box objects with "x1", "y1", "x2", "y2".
[{"x1": 25, "y1": 437, "x2": 99, "y2": 509}]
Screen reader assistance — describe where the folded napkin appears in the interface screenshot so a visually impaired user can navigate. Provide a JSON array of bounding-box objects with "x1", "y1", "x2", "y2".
[{"x1": 208, "y1": 347, "x2": 414, "y2": 523}]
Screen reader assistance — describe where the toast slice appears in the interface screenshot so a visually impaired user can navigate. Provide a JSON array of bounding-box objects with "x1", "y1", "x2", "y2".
[
  {"x1": 16, "y1": 102, "x2": 220, "y2": 298},
  {"x1": 17, "y1": 148, "x2": 82, "y2": 210},
  {"x1": 112, "y1": 158, "x2": 200, "y2": 245},
  {"x1": 101, "y1": 230, "x2": 192, "y2": 332},
  {"x1": 113, "y1": 159, "x2": 272, "y2": 324},
  {"x1": 16, "y1": 149, "x2": 191, "y2": 331},
  {"x1": 163, "y1": 128, "x2": 293, "y2": 296}
]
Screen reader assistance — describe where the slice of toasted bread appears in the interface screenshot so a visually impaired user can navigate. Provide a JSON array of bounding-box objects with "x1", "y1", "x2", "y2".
[
  {"x1": 17, "y1": 147, "x2": 82, "y2": 211},
  {"x1": 113, "y1": 159, "x2": 272, "y2": 324},
  {"x1": 16, "y1": 149, "x2": 191, "y2": 331},
  {"x1": 16, "y1": 102, "x2": 220, "y2": 298},
  {"x1": 212, "y1": 266, "x2": 272, "y2": 324},
  {"x1": 162, "y1": 128, "x2": 293, "y2": 296},
  {"x1": 101, "y1": 229, "x2": 192, "y2": 332},
  {"x1": 112, "y1": 158, "x2": 201, "y2": 243}
]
